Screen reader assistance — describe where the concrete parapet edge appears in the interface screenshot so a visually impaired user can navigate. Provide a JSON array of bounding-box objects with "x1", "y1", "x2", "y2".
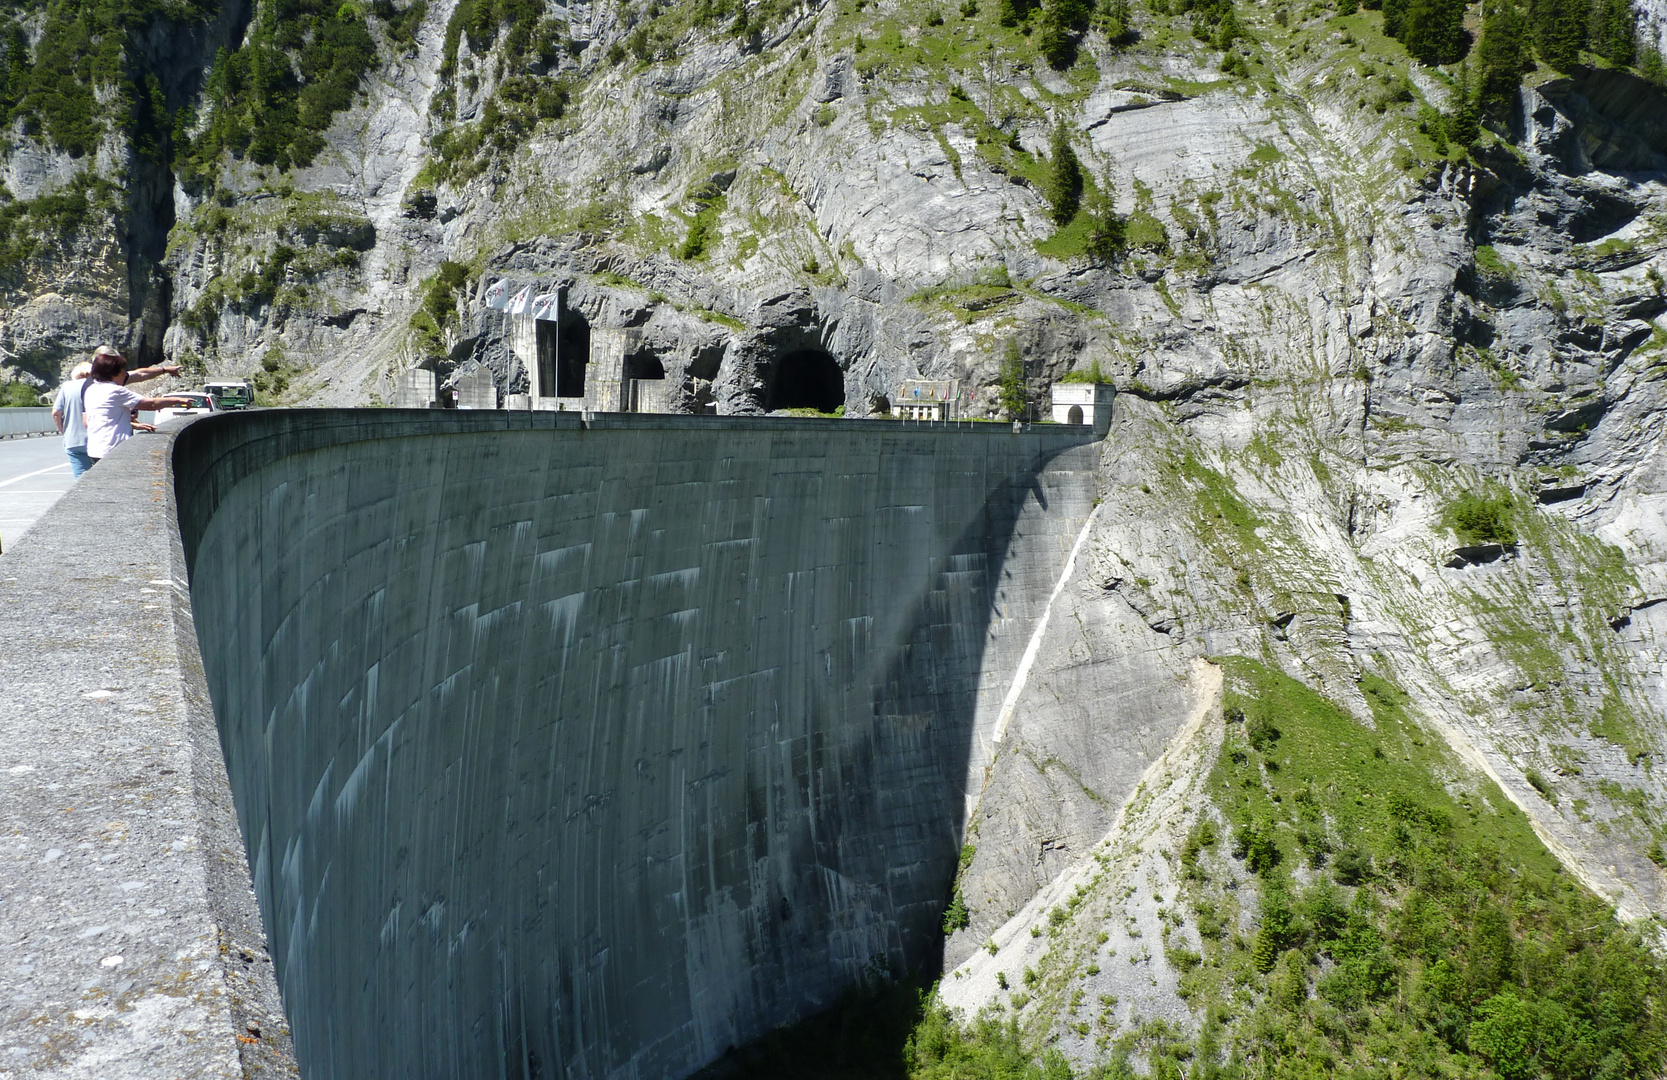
[{"x1": 0, "y1": 422, "x2": 295, "y2": 1077}]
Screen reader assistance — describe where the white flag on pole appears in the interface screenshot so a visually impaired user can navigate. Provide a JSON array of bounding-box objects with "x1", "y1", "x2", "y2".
[
  {"x1": 507, "y1": 286, "x2": 532, "y2": 315},
  {"x1": 483, "y1": 279, "x2": 509, "y2": 310},
  {"x1": 531, "y1": 292, "x2": 557, "y2": 321}
]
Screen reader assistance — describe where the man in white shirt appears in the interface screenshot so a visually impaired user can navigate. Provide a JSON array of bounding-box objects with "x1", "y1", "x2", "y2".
[
  {"x1": 53, "y1": 346, "x2": 183, "y2": 477},
  {"x1": 50, "y1": 361, "x2": 95, "y2": 477},
  {"x1": 81, "y1": 350, "x2": 191, "y2": 465}
]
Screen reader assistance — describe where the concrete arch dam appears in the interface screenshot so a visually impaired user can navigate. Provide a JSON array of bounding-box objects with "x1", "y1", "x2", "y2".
[{"x1": 171, "y1": 410, "x2": 1100, "y2": 1080}]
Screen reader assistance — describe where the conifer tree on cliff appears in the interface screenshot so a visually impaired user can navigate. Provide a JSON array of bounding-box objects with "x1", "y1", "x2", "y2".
[
  {"x1": 1400, "y1": 0, "x2": 1469, "y2": 64},
  {"x1": 1044, "y1": 124, "x2": 1083, "y2": 226},
  {"x1": 1475, "y1": 0, "x2": 1530, "y2": 118}
]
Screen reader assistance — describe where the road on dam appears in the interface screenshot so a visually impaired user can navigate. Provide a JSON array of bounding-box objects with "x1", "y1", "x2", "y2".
[
  {"x1": 0, "y1": 434, "x2": 75, "y2": 550},
  {"x1": 0, "y1": 409, "x2": 1102, "y2": 1080}
]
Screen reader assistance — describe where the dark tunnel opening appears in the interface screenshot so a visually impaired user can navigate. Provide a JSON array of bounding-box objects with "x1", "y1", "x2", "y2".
[
  {"x1": 558, "y1": 315, "x2": 590, "y2": 398},
  {"x1": 767, "y1": 350, "x2": 845, "y2": 413},
  {"x1": 626, "y1": 350, "x2": 666, "y2": 380}
]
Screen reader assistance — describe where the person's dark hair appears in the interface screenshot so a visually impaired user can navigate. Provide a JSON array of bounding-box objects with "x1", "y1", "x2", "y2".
[
  {"x1": 82, "y1": 351, "x2": 127, "y2": 406},
  {"x1": 89, "y1": 353, "x2": 125, "y2": 382}
]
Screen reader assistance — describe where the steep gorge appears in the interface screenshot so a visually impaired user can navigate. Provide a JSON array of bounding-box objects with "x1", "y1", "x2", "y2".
[{"x1": 3, "y1": 0, "x2": 1667, "y2": 1072}]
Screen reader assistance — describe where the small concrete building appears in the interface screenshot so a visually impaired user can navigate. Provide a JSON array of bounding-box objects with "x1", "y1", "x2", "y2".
[
  {"x1": 586, "y1": 327, "x2": 672, "y2": 414},
  {"x1": 392, "y1": 368, "x2": 436, "y2": 408},
  {"x1": 454, "y1": 367, "x2": 496, "y2": 409},
  {"x1": 1051, "y1": 382, "x2": 1115, "y2": 436},
  {"x1": 895, "y1": 379, "x2": 961, "y2": 421}
]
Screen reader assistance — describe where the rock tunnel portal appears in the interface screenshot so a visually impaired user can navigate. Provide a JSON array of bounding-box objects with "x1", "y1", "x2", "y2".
[{"x1": 767, "y1": 349, "x2": 845, "y2": 413}]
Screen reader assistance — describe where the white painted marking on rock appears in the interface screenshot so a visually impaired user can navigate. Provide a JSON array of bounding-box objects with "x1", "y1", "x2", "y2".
[
  {"x1": 991, "y1": 502, "x2": 1102, "y2": 746},
  {"x1": 99, "y1": 955, "x2": 123, "y2": 968}
]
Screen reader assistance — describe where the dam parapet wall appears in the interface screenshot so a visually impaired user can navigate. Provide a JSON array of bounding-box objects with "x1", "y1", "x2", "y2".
[{"x1": 1, "y1": 410, "x2": 1099, "y2": 1079}]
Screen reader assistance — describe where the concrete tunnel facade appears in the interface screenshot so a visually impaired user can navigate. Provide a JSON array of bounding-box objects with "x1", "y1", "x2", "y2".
[{"x1": 0, "y1": 410, "x2": 1100, "y2": 1078}]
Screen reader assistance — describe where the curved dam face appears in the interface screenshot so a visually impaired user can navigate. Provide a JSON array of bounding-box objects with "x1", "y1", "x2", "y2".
[{"x1": 172, "y1": 410, "x2": 1098, "y2": 1080}]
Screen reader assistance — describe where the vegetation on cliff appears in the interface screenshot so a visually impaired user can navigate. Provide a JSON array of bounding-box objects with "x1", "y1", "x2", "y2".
[
  {"x1": 1164, "y1": 660, "x2": 1667, "y2": 1080},
  {"x1": 744, "y1": 658, "x2": 1667, "y2": 1080}
]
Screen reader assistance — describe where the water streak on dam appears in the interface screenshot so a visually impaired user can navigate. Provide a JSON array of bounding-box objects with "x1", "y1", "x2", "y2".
[{"x1": 172, "y1": 410, "x2": 1099, "y2": 1080}]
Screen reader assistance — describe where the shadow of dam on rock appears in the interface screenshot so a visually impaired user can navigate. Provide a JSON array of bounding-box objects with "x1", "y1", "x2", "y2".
[{"x1": 170, "y1": 410, "x2": 1100, "y2": 1080}]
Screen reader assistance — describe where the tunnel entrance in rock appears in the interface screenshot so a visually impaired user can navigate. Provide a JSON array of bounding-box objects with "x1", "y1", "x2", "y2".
[
  {"x1": 626, "y1": 348, "x2": 667, "y2": 412},
  {"x1": 535, "y1": 321, "x2": 559, "y2": 398},
  {"x1": 558, "y1": 315, "x2": 590, "y2": 398},
  {"x1": 626, "y1": 350, "x2": 665, "y2": 381},
  {"x1": 767, "y1": 350, "x2": 844, "y2": 413}
]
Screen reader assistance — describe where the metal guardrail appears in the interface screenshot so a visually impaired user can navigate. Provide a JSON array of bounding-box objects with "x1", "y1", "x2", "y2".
[{"x1": 0, "y1": 407, "x2": 55, "y2": 438}]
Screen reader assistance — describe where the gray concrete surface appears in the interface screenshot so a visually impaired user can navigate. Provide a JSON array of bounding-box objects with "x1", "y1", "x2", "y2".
[
  {"x1": 0, "y1": 435, "x2": 76, "y2": 553},
  {"x1": 1, "y1": 410, "x2": 1097, "y2": 1080},
  {"x1": 0, "y1": 422, "x2": 295, "y2": 1079}
]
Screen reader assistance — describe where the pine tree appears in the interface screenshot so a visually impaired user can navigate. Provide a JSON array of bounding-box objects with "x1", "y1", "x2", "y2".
[
  {"x1": 1099, "y1": 0, "x2": 1132, "y2": 42},
  {"x1": 1643, "y1": 43, "x2": 1667, "y2": 87},
  {"x1": 1037, "y1": 4, "x2": 1074, "y2": 66},
  {"x1": 1401, "y1": 0, "x2": 1470, "y2": 63},
  {"x1": 998, "y1": 340, "x2": 1029, "y2": 420},
  {"x1": 1476, "y1": 0, "x2": 1530, "y2": 117},
  {"x1": 1213, "y1": 5, "x2": 1243, "y2": 47},
  {"x1": 1528, "y1": 0, "x2": 1589, "y2": 69},
  {"x1": 1590, "y1": 0, "x2": 1634, "y2": 66},
  {"x1": 1443, "y1": 62, "x2": 1481, "y2": 145},
  {"x1": 1043, "y1": 123, "x2": 1083, "y2": 225},
  {"x1": 1383, "y1": 0, "x2": 1409, "y2": 39},
  {"x1": 1085, "y1": 187, "x2": 1126, "y2": 260},
  {"x1": 1037, "y1": 0, "x2": 1091, "y2": 67}
]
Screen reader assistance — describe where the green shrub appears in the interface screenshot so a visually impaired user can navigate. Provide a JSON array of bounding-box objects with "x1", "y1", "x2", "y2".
[
  {"x1": 1444, "y1": 491, "x2": 1519, "y2": 547},
  {"x1": 409, "y1": 259, "x2": 471, "y2": 356},
  {"x1": 1245, "y1": 711, "x2": 1281, "y2": 752},
  {"x1": 678, "y1": 181, "x2": 726, "y2": 260},
  {"x1": 1060, "y1": 360, "x2": 1112, "y2": 383},
  {"x1": 1231, "y1": 818, "x2": 1282, "y2": 875},
  {"x1": 942, "y1": 891, "x2": 970, "y2": 932},
  {"x1": 0, "y1": 381, "x2": 44, "y2": 406},
  {"x1": 1474, "y1": 244, "x2": 1515, "y2": 278},
  {"x1": 1124, "y1": 209, "x2": 1169, "y2": 252}
]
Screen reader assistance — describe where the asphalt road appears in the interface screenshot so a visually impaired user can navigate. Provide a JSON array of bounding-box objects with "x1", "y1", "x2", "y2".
[{"x1": 0, "y1": 435, "x2": 75, "y2": 553}]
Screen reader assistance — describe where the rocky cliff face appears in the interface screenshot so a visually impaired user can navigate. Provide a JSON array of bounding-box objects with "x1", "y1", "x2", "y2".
[{"x1": 5, "y1": 0, "x2": 1667, "y2": 1069}]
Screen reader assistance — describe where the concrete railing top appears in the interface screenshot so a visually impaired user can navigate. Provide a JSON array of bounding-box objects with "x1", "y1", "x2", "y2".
[{"x1": 0, "y1": 422, "x2": 293, "y2": 1076}]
